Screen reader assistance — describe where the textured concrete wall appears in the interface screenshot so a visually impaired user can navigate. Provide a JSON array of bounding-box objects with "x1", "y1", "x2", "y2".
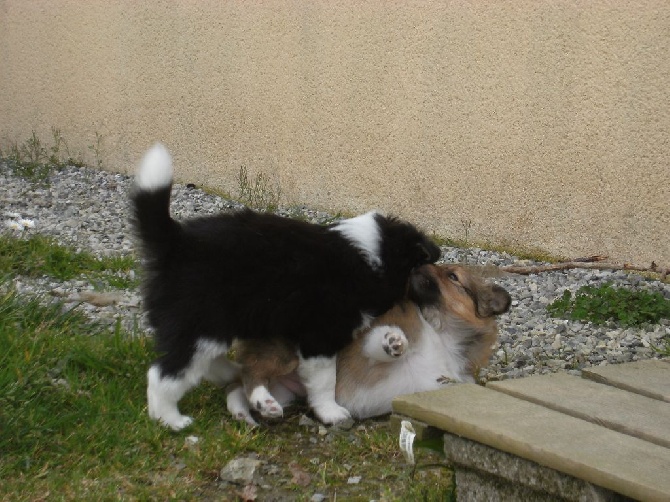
[{"x1": 1, "y1": 1, "x2": 668, "y2": 267}]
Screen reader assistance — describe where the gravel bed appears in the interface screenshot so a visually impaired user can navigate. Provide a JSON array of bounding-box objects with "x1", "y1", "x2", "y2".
[{"x1": 1, "y1": 163, "x2": 668, "y2": 383}]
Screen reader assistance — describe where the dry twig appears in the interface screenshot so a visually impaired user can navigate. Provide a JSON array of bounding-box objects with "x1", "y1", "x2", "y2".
[{"x1": 499, "y1": 255, "x2": 669, "y2": 280}]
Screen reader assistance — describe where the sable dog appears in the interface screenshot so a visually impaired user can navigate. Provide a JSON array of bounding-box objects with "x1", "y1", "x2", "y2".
[
  {"x1": 227, "y1": 263, "x2": 511, "y2": 424},
  {"x1": 130, "y1": 144, "x2": 440, "y2": 429}
]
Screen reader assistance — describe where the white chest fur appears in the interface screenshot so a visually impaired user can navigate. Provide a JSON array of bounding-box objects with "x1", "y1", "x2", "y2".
[{"x1": 337, "y1": 317, "x2": 472, "y2": 419}]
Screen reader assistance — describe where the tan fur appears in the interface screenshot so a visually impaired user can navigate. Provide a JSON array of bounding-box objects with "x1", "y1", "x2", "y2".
[
  {"x1": 424, "y1": 264, "x2": 502, "y2": 372},
  {"x1": 335, "y1": 264, "x2": 509, "y2": 404},
  {"x1": 233, "y1": 339, "x2": 299, "y2": 395},
  {"x1": 336, "y1": 302, "x2": 423, "y2": 391}
]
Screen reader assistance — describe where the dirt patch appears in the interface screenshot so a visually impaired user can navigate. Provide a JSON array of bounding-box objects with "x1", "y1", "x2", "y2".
[{"x1": 207, "y1": 404, "x2": 454, "y2": 501}]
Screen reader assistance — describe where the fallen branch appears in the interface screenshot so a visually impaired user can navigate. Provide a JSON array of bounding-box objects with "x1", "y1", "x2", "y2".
[{"x1": 499, "y1": 258, "x2": 669, "y2": 280}]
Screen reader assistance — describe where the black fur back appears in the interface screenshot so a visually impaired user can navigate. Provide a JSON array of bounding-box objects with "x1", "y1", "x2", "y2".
[{"x1": 131, "y1": 184, "x2": 440, "y2": 375}]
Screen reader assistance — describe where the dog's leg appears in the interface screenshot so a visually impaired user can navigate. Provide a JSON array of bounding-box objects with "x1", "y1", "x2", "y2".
[
  {"x1": 147, "y1": 340, "x2": 228, "y2": 431},
  {"x1": 362, "y1": 325, "x2": 408, "y2": 362},
  {"x1": 241, "y1": 369, "x2": 284, "y2": 418},
  {"x1": 147, "y1": 365, "x2": 196, "y2": 431},
  {"x1": 204, "y1": 355, "x2": 241, "y2": 386},
  {"x1": 298, "y1": 355, "x2": 351, "y2": 424},
  {"x1": 236, "y1": 342, "x2": 297, "y2": 419},
  {"x1": 226, "y1": 383, "x2": 259, "y2": 426},
  {"x1": 268, "y1": 379, "x2": 299, "y2": 408},
  {"x1": 237, "y1": 376, "x2": 300, "y2": 421},
  {"x1": 226, "y1": 380, "x2": 296, "y2": 426},
  {"x1": 248, "y1": 385, "x2": 284, "y2": 418}
]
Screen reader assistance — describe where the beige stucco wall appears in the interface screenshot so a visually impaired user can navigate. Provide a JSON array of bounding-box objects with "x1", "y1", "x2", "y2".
[{"x1": 1, "y1": 1, "x2": 668, "y2": 267}]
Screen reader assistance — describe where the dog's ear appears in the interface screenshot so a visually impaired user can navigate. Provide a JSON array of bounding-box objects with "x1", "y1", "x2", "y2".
[
  {"x1": 416, "y1": 240, "x2": 441, "y2": 264},
  {"x1": 476, "y1": 285, "x2": 512, "y2": 317}
]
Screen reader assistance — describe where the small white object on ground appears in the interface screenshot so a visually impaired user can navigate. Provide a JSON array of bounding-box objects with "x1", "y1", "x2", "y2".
[{"x1": 399, "y1": 420, "x2": 416, "y2": 465}]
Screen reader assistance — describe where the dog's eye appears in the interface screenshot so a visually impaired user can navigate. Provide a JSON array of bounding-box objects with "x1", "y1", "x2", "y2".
[{"x1": 448, "y1": 272, "x2": 459, "y2": 282}]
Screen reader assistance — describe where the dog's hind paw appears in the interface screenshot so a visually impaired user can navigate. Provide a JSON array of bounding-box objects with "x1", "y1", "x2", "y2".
[
  {"x1": 383, "y1": 329, "x2": 407, "y2": 358},
  {"x1": 313, "y1": 402, "x2": 351, "y2": 425},
  {"x1": 226, "y1": 384, "x2": 259, "y2": 426},
  {"x1": 255, "y1": 399, "x2": 283, "y2": 418},
  {"x1": 249, "y1": 386, "x2": 284, "y2": 418},
  {"x1": 235, "y1": 412, "x2": 259, "y2": 427}
]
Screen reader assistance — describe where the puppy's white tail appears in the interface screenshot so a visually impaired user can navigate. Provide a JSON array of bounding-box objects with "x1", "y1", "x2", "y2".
[
  {"x1": 135, "y1": 143, "x2": 173, "y2": 191},
  {"x1": 131, "y1": 143, "x2": 179, "y2": 259}
]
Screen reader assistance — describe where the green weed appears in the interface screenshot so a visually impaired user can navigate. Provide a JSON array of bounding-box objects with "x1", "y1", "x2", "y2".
[
  {"x1": 0, "y1": 234, "x2": 138, "y2": 289},
  {"x1": 1, "y1": 132, "x2": 53, "y2": 184},
  {"x1": 429, "y1": 232, "x2": 564, "y2": 264},
  {"x1": 0, "y1": 129, "x2": 85, "y2": 185},
  {"x1": 547, "y1": 283, "x2": 670, "y2": 327},
  {"x1": 238, "y1": 165, "x2": 282, "y2": 212},
  {"x1": 650, "y1": 334, "x2": 670, "y2": 356},
  {"x1": 88, "y1": 131, "x2": 104, "y2": 169},
  {"x1": 48, "y1": 127, "x2": 84, "y2": 168}
]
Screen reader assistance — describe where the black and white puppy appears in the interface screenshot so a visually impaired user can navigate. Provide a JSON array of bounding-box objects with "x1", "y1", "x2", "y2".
[{"x1": 131, "y1": 144, "x2": 440, "y2": 430}]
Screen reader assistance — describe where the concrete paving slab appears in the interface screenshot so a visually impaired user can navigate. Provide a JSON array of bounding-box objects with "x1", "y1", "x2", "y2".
[
  {"x1": 582, "y1": 359, "x2": 670, "y2": 403},
  {"x1": 487, "y1": 372, "x2": 670, "y2": 448},
  {"x1": 392, "y1": 384, "x2": 670, "y2": 502},
  {"x1": 441, "y1": 431, "x2": 625, "y2": 502}
]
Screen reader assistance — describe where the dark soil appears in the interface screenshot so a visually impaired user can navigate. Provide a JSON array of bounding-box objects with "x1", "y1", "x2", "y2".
[{"x1": 210, "y1": 403, "x2": 454, "y2": 501}]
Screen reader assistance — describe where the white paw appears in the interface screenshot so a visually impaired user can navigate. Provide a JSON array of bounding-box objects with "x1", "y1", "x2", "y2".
[
  {"x1": 249, "y1": 386, "x2": 284, "y2": 418},
  {"x1": 148, "y1": 402, "x2": 194, "y2": 430},
  {"x1": 226, "y1": 384, "x2": 259, "y2": 426},
  {"x1": 235, "y1": 411, "x2": 259, "y2": 427},
  {"x1": 159, "y1": 414, "x2": 194, "y2": 431},
  {"x1": 313, "y1": 402, "x2": 351, "y2": 425},
  {"x1": 382, "y1": 329, "x2": 407, "y2": 358}
]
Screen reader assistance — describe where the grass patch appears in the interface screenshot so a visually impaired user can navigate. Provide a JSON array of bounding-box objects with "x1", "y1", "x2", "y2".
[
  {"x1": 0, "y1": 286, "x2": 453, "y2": 500},
  {"x1": 0, "y1": 234, "x2": 137, "y2": 289},
  {"x1": 650, "y1": 335, "x2": 670, "y2": 356},
  {"x1": 0, "y1": 286, "x2": 260, "y2": 499},
  {"x1": 430, "y1": 233, "x2": 565, "y2": 264},
  {"x1": 547, "y1": 283, "x2": 670, "y2": 327},
  {"x1": 0, "y1": 231, "x2": 453, "y2": 500}
]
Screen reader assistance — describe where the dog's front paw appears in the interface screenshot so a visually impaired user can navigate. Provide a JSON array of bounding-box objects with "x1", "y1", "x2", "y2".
[
  {"x1": 382, "y1": 329, "x2": 407, "y2": 358},
  {"x1": 249, "y1": 386, "x2": 284, "y2": 418},
  {"x1": 149, "y1": 404, "x2": 194, "y2": 430},
  {"x1": 157, "y1": 414, "x2": 194, "y2": 431},
  {"x1": 313, "y1": 402, "x2": 351, "y2": 425}
]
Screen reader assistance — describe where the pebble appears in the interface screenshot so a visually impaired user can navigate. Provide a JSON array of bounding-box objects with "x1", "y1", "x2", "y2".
[
  {"x1": 185, "y1": 436, "x2": 199, "y2": 447},
  {"x1": 220, "y1": 457, "x2": 262, "y2": 483}
]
